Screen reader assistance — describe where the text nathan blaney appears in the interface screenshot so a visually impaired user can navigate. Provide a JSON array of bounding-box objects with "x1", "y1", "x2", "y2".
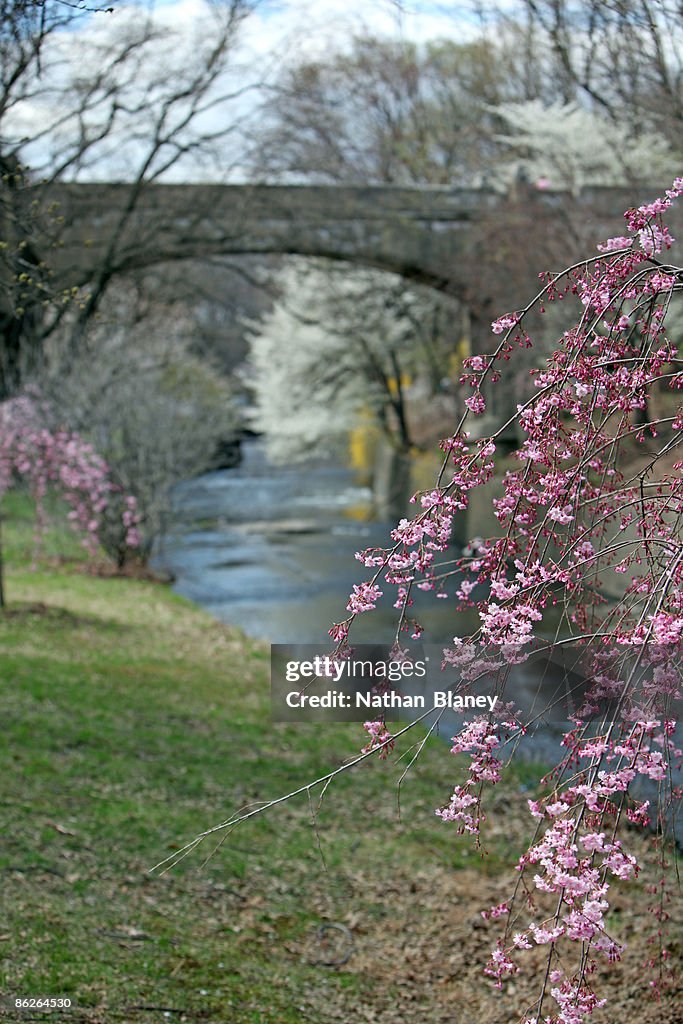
[{"x1": 285, "y1": 690, "x2": 499, "y2": 711}]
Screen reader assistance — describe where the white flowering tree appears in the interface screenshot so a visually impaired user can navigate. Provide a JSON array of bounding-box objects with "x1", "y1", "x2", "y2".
[
  {"x1": 492, "y1": 100, "x2": 680, "y2": 193},
  {"x1": 246, "y1": 259, "x2": 458, "y2": 464}
]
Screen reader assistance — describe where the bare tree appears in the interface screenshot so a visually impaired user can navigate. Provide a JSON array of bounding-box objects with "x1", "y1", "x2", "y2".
[
  {"x1": 0, "y1": 0, "x2": 258, "y2": 398},
  {"x1": 41, "y1": 280, "x2": 239, "y2": 564},
  {"x1": 250, "y1": 35, "x2": 519, "y2": 186},
  {"x1": 519, "y1": 0, "x2": 683, "y2": 142},
  {"x1": 252, "y1": 10, "x2": 682, "y2": 190},
  {"x1": 413, "y1": 0, "x2": 683, "y2": 142}
]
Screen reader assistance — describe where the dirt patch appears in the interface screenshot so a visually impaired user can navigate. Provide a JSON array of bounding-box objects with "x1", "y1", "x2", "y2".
[
  {"x1": 79, "y1": 559, "x2": 175, "y2": 584},
  {"x1": 293, "y1": 858, "x2": 682, "y2": 1024},
  {"x1": 0, "y1": 601, "x2": 103, "y2": 627}
]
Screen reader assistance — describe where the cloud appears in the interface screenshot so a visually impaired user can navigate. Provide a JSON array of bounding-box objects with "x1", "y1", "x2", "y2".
[{"x1": 139, "y1": 0, "x2": 477, "y2": 63}]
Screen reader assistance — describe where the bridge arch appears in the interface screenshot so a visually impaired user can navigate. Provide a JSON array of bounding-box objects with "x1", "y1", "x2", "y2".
[{"x1": 46, "y1": 182, "x2": 498, "y2": 300}]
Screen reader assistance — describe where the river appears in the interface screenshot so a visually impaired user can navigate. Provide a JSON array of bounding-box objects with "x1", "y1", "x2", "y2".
[{"x1": 153, "y1": 439, "x2": 477, "y2": 645}]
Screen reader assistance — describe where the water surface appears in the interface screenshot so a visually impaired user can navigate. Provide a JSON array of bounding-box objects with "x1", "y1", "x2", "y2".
[{"x1": 154, "y1": 440, "x2": 473, "y2": 644}]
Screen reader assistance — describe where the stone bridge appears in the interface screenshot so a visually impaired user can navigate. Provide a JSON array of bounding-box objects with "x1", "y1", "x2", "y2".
[
  {"x1": 41, "y1": 181, "x2": 661, "y2": 303},
  {"x1": 4, "y1": 178, "x2": 673, "y2": 417},
  {"x1": 24, "y1": 179, "x2": 670, "y2": 441}
]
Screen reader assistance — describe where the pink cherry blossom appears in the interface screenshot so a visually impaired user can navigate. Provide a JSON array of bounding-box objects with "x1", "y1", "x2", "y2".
[
  {"x1": 333, "y1": 180, "x2": 683, "y2": 1024},
  {"x1": 0, "y1": 395, "x2": 139, "y2": 565}
]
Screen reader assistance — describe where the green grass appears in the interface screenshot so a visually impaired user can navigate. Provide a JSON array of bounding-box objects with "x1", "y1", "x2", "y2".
[{"x1": 0, "y1": 493, "x2": 541, "y2": 1023}]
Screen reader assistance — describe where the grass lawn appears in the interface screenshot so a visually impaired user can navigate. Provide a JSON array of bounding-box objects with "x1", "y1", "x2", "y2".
[{"x1": 0, "y1": 493, "x2": 680, "y2": 1024}]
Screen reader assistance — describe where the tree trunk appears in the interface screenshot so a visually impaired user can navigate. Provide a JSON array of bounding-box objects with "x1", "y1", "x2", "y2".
[{"x1": 373, "y1": 441, "x2": 412, "y2": 520}]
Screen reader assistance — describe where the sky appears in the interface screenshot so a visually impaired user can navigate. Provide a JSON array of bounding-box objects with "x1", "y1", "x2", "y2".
[
  {"x1": 112, "y1": 0, "x2": 496, "y2": 73},
  {"x1": 240, "y1": 0, "x2": 480, "y2": 53},
  {"x1": 149, "y1": 0, "x2": 484, "y2": 52}
]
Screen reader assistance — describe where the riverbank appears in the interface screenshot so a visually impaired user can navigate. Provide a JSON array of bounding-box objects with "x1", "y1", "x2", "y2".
[{"x1": 0, "y1": 495, "x2": 680, "y2": 1023}]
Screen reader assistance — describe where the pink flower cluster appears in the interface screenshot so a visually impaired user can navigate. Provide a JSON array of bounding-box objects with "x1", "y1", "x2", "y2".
[
  {"x1": 334, "y1": 180, "x2": 683, "y2": 1022},
  {"x1": 436, "y1": 719, "x2": 502, "y2": 834},
  {"x1": 0, "y1": 395, "x2": 140, "y2": 556},
  {"x1": 346, "y1": 580, "x2": 383, "y2": 614},
  {"x1": 361, "y1": 720, "x2": 395, "y2": 759},
  {"x1": 480, "y1": 712, "x2": 683, "y2": 1019}
]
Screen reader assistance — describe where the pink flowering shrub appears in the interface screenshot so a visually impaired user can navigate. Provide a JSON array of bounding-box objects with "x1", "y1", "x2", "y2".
[
  {"x1": 331, "y1": 180, "x2": 683, "y2": 1022},
  {"x1": 0, "y1": 394, "x2": 140, "y2": 598}
]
